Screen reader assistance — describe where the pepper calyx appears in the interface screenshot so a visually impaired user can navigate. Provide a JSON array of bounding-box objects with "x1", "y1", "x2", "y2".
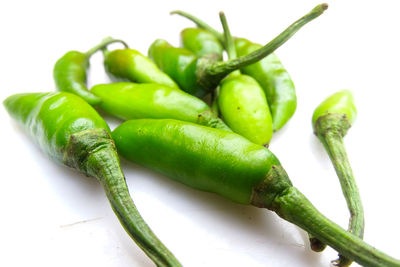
[
  {"x1": 314, "y1": 113, "x2": 352, "y2": 138},
  {"x1": 63, "y1": 128, "x2": 115, "y2": 179},
  {"x1": 250, "y1": 165, "x2": 293, "y2": 209}
]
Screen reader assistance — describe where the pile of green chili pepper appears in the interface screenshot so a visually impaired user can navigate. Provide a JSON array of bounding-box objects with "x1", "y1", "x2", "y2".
[{"x1": 4, "y1": 3, "x2": 400, "y2": 267}]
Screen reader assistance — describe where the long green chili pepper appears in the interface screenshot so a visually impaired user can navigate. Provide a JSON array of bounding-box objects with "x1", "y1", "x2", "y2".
[
  {"x1": 149, "y1": 4, "x2": 327, "y2": 98},
  {"x1": 3, "y1": 92, "x2": 181, "y2": 267},
  {"x1": 53, "y1": 37, "x2": 128, "y2": 105},
  {"x1": 102, "y1": 43, "x2": 179, "y2": 89},
  {"x1": 112, "y1": 118, "x2": 400, "y2": 267},
  {"x1": 171, "y1": 10, "x2": 297, "y2": 131},
  {"x1": 90, "y1": 82, "x2": 231, "y2": 131},
  {"x1": 216, "y1": 12, "x2": 273, "y2": 146},
  {"x1": 312, "y1": 90, "x2": 364, "y2": 267}
]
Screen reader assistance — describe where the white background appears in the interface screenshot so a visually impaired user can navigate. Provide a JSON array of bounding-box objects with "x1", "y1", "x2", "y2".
[{"x1": 1, "y1": 0, "x2": 399, "y2": 266}]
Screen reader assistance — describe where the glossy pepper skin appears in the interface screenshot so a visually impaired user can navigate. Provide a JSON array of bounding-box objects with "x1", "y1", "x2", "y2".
[
  {"x1": 150, "y1": 4, "x2": 328, "y2": 98},
  {"x1": 112, "y1": 119, "x2": 400, "y2": 266},
  {"x1": 53, "y1": 38, "x2": 127, "y2": 105},
  {"x1": 3, "y1": 92, "x2": 182, "y2": 267},
  {"x1": 173, "y1": 13, "x2": 296, "y2": 132},
  {"x1": 313, "y1": 90, "x2": 363, "y2": 267},
  {"x1": 90, "y1": 82, "x2": 231, "y2": 131},
  {"x1": 112, "y1": 119, "x2": 400, "y2": 267},
  {"x1": 113, "y1": 119, "x2": 280, "y2": 204},
  {"x1": 103, "y1": 47, "x2": 180, "y2": 89},
  {"x1": 218, "y1": 73, "x2": 272, "y2": 146},
  {"x1": 53, "y1": 51, "x2": 101, "y2": 105},
  {"x1": 148, "y1": 39, "x2": 205, "y2": 97},
  {"x1": 217, "y1": 13, "x2": 273, "y2": 146},
  {"x1": 235, "y1": 38, "x2": 296, "y2": 131},
  {"x1": 180, "y1": 28, "x2": 223, "y2": 60}
]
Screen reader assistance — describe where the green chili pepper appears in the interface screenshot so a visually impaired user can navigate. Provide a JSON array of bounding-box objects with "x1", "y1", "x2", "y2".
[
  {"x1": 149, "y1": 4, "x2": 327, "y2": 98},
  {"x1": 102, "y1": 44, "x2": 179, "y2": 89},
  {"x1": 112, "y1": 118, "x2": 400, "y2": 267},
  {"x1": 3, "y1": 92, "x2": 181, "y2": 267},
  {"x1": 53, "y1": 37, "x2": 128, "y2": 105},
  {"x1": 90, "y1": 82, "x2": 231, "y2": 131},
  {"x1": 312, "y1": 90, "x2": 363, "y2": 267},
  {"x1": 150, "y1": 4, "x2": 327, "y2": 98},
  {"x1": 172, "y1": 11, "x2": 297, "y2": 132},
  {"x1": 217, "y1": 12, "x2": 273, "y2": 146},
  {"x1": 180, "y1": 27, "x2": 224, "y2": 60}
]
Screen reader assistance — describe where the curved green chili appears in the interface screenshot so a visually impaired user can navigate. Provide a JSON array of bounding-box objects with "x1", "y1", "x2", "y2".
[
  {"x1": 150, "y1": 4, "x2": 327, "y2": 98},
  {"x1": 90, "y1": 82, "x2": 231, "y2": 131},
  {"x1": 53, "y1": 37, "x2": 128, "y2": 105},
  {"x1": 112, "y1": 118, "x2": 400, "y2": 267},
  {"x1": 172, "y1": 11, "x2": 296, "y2": 131},
  {"x1": 4, "y1": 92, "x2": 181, "y2": 267},
  {"x1": 313, "y1": 90, "x2": 363, "y2": 267},
  {"x1": 102, "y1": 44, "x2": 179, "y2": 89},
  {"x1": 217, "y1": 12, "x2": 273, "y2": 146}
]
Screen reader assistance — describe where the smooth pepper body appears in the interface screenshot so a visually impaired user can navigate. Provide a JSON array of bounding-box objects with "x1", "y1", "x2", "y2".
[
  {"x1": 218, "y1": 74, "x2": 273, "y2": 146},
  {"x1": 180, "y1": 28, "x2": 223, "y2": 60},
  {"x1": 3, "y1": 92, "x2": 182, "y2": 267},
  {"x1": 103, "y1": 48, "x2": 179, "y2": 89},
  {"x1": 53, "y1": 51, "x2": 102, "y2": 105},
  {"x1": 112, "y1": 118, "x2": 400, "y2": 267},
  {"x1": 4, "y1": 92, "x2": 109, "y2": 161},
  {"x1": 148, "y1": 39, "x2": 216, "y2": 98},
  {"x1": 112, "y1": 119, "x2": 280, "y2": 204},
  {"x1": 312, "y1": 90, "x2": 357, "y2": 131},
  {"x1": 90, "y1": 82, "x2": 231, "y2": 131},
  {"x1": 235, "y1": 38, "x2": 296, "y2": 131}
]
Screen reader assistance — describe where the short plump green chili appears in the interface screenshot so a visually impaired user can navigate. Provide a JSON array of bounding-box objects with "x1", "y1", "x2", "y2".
[
  {"x1": 172, "y1": 11, "x2": 296, "y2": 131},
  {"x1": 53, "y1": 37, "x2": 128, "y2": 105},
  {"x1": 112, "y1": 118, "x2": 400, "y2": 267},
  {"x1": 90, "y1": 82, "x2": 231, "y2": 131},
  {"x1": 4, "y1": 92, "x2": 181, "y2": 267},
  {"x1": 217, "y1": 12, "x2": 273, "y2": 146},
  {"x1": 102, "y1": 44, "x2": 179, "y2": 89},
  {"x1": 149, "y1": 4, "x2": 327, "y2": 98},
  {"x1": 313, "y1": 90, "x2": 363, "y2": 267},
  {"x1": 180, "y1": 27, "x2": 224, "y2": 60}
]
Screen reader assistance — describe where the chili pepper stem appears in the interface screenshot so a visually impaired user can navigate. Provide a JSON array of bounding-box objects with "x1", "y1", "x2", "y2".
[
  {"x1": 315, "y1": 113, "x2": 365, "y2": 267},
  {"x1": 196, "y1": 3, "x2": 328, "y2": 91},
  {"x1": 85, "y1": 37, "x2": 129, "y2": 58},
  {"x1": 219, "y1": 11, "x2": 240, "y2": 76},
  {"x1": 64, "y1": 129, "x2": 182, "y2": 267},
  {"x1": 171, "y1": 10, "x2": 224, "y2": 44},
  {"x1": 251, "y1": 166, "x2": 399, "y2": 267}
]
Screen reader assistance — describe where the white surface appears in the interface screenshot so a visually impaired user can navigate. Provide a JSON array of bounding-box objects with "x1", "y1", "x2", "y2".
[{"x1": 1, "y1": 0, "x2": 399, "y2": 266}]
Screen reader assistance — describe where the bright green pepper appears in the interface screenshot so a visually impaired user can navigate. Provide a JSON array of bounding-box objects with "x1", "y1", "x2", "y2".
[
  {"x1": 172, "y1": 14, "x2": 296, "y2": 132},
  {"x1": 180, "y1": 27, "x2": 223, "y2": 60},
  {"x1": 150, "y1": 4, "x2": 328, "y2": 98},
  {"x1": 90, "y1": 82, "x2": 231, "y2": 131},
  {"x1": 313, "y1": 90, "x2": 363, "y2": 267},
  {"x1": 53, "y1": 37, "x2": 128, "y2": 105},
  {"x1": 218, "y1": 75, "x2": 272, "y2": 145},
  {"x1": 3, "y1": 92, "x2": 181, "y2": 267},
  {"x1": 217, "y1": 12, "x2": 273, "y2": 146},
  {"x1": 102, "y1": 46, "x2": 179, "y2": 89},
  {"x1": 112, "y1": 118, "x2": 400, "y2": 267},
  {"x1": 235, "y1": 39, "x2": 296, "y2": 131}
]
